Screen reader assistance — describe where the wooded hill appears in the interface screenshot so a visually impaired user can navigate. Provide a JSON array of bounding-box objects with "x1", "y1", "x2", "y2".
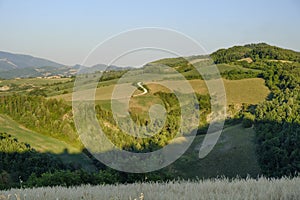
[{"x1": 0, "y1": 43, "x2": 299, "y2": 189}]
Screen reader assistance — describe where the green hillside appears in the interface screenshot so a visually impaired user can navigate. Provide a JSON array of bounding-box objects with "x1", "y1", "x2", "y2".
[
  {"x1": 0, "y1": 43, "x2": 299, "y2": 189},
  {"x1": 172, "y1": 124, "x2": 261, "y2": 178},
  {"x1": 0, "y1": 114, "x2": 96, "y2": 171},
  {"x1": 211, "y1": 43, "x2": 300, "y2": 64},
  {"x1": 0, "y1": 114, "x2": 79, "y2": 154},
  {"x1": 0, "y1": 77, "x2": 73, "y2": 97}
]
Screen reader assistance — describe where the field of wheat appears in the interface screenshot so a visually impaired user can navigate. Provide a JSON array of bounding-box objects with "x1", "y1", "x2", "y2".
[{"x1": 1, "y1": 177, "x2": 299, "y2": 200}]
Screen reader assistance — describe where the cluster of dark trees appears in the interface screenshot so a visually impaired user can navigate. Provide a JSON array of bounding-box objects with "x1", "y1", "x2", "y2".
[
  {"x1": 210, "y1": 43, "x2": 300, "y2": 177},
  {"x1": 0, "y1": 87, "x2": 210, "y2": 153},
  {"x1": 211, "y1": 43, "x2": 300, "y2": 64},
  {"x1": 0, "y1": 95, "x2": 80, "y2": 147},
  {"x1": 25, "y1": 169, "x2": 172, "y2": 188},
  {"x1": 0, "y1": 132, "x2": 67, "y2": 189},
  {"x1": 150, "y1": 57, "x2": 190, "y2": 69},
  {"x1": 221, "y1": 69, "x2": 259, "y2": 80},
  {"x1": 0, "y1": 132, "x2": 173, "y2": 189},
  {"x1": 95, "y1": 92, "x2": 210, "y2": 152},
  {"x1": 254, "y1": 63, "x2": 300, "y2": 177},
  {"x1": 99, "y1": 70, "x2": 128, "y2": 82}
]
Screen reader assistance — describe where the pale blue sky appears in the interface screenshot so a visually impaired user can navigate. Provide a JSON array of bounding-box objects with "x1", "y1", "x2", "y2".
[{"x1": 0, "y1": 0, "x2": 299, "y2": 66}]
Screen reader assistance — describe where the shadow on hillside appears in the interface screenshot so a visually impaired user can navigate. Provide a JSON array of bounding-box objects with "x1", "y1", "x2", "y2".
[{"x1": 1, "y1": 119, "x2": 299, "y2": 188}]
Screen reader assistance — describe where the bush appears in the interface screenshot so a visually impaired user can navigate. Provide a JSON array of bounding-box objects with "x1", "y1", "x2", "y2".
[{"x1": 242, "y1": 112, "x2": 255, "y2": 128}]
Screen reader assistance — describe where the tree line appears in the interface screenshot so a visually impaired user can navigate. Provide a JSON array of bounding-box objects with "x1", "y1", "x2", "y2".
[{"x1": 0, "y1": 95, "x2": 81, "y2": 147}]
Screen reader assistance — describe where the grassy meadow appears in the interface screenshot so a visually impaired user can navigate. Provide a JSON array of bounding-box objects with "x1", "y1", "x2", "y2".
[{"x1": 172, "y1": 124, "x2": 261, "y2": 178}]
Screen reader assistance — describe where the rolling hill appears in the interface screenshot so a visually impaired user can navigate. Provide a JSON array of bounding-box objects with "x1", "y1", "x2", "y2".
[
  {"x1": 0, "y1": 114, "x2": 96, "y2": 171},
  {"x1": 0, "y1": 43, "x2": 299, "y2": 189},
  {"x1": 210, "y1": 43, "x2": 300, "y2": 64}
]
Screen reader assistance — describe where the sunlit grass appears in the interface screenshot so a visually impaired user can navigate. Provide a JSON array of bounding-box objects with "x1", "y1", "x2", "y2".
[{"x1": 1, "y1": 177, "x2": 299, "y2": 200}]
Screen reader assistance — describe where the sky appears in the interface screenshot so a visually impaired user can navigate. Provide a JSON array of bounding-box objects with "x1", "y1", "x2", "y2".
[{"x1": 0, "y1": 0, "x2": 299, "y2": 66}]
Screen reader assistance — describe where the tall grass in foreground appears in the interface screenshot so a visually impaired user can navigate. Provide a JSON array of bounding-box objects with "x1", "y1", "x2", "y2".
[{"x1": 1, "y1": 177, "x2": 299, "y2": 200}]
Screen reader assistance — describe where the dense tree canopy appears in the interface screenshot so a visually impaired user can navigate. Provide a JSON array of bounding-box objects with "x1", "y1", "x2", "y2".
[
  {"x1": 211, "y1": 43, "x2": 300, "y2": 64},
  {"x1": 254, "y1": 63, "x2": 300, "y2": 177}
]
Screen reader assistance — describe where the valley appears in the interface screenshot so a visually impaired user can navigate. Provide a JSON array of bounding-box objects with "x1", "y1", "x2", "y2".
[{"x1": 0, "y1": 43, "x2": 299, "y2": 192}]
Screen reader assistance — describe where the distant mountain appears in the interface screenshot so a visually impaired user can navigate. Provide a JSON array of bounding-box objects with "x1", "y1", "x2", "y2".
[
  {"x1": 75, "y1": 64, "x2": 133, "y2": 74},
  {"x1": 77, "y1": 64, "x2": 108, "y2": 74},
  {"x1": 0, "y1": 66, "x2": 79, "y2": 79},
  {"x1": 0, "y1": 51, "x2": 132, "y2": 79},
  {"x1": 0, "y1": 51, "x2": 64, "y2": 71},
  {"x1": 90, "y1": 64, "x2": 132, "y2": 71}
]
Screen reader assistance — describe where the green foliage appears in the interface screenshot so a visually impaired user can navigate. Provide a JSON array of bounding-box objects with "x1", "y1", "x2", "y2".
[
  {"x1": 94, "y1": 91, "x2": 211, "y2": 152},
  {"x1": 0, "y1": 94, "x2": 80, "y2": 147},
  {"x1": 0, "y1": 132, "x2": 66, "y2": 189},
  {"x1": 148, "y1": 57, "x2": 203, "y2": 79},
  {"x1": 254, "y1": 62, "x2": 300, "y2": 177},
  {"x1": 211, "y1": 43, "x2": 300, "y2": 64},
  {"x1": 0, "y1": 129, "x2": 174, "y2": 189},
  {"x1": 1, "y1": 43, "x2": 300, "y2": 189},
  {"x1": 150, "y1": 57, "x2": 190, "y2": 68},
  {"x1": 25, "y1": 169, "x2": 173, "y2": 188},
  {"x1": 212, "y1": 44, "x2": 300, "y2": 177},
  {"x1": 26, "y1": 170, "x2": 116, "y2": 187},
  {"x1": 28, "y1": 88, "x2": 48, "y2": 97},
  {"x1": 242, "y1": 112, "x2": 255, "y2": 128},
  {"x1": 246, "y1": 43, "x2": 300, "y2": 62},
  {"x1": 222, "y1": 69, "x2": 259, "y2": 80},
  {"x1": 95, "y1": 92, "x2": 183, "y2": 152},
  {"x1": 211, "y1": 46, "x2": 252, "y2": 64},
  {"x1": 100, "y1": 70, "x2": 128, "y2": 82}
]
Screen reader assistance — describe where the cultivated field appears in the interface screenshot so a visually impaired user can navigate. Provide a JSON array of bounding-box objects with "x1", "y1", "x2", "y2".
[
  {"x1": 0, "y1": 77, "x2": 73, "y2": 96},
  {"x1": 55, "y1": 78, "x2": 270, "y2": 105},
  {"x1": 1, "y1": 177, "x2": 299, "y2": 200},
  {"x1": 0, "y1": 77, "x2": 71, "y2": 88},
  {"x1": 222, "y1": 78, "x2": 269, "y2": 104}
]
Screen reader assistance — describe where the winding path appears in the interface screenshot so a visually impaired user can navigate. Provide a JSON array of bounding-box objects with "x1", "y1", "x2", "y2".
[{"x1": 133, "y1": 82, "x2": 148, "y2": 97}]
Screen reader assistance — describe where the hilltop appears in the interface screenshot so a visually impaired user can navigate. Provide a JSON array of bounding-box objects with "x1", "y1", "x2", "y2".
[{"x1": 210, "y1": 43, "x2": 300, "y2": 63}]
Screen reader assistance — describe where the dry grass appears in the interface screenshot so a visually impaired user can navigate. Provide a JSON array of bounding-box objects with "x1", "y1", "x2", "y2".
[
  {"x1": 238, "y1": 57, "x2": 253, "y2": 63},
  {"x1": 223, "y1": 78, "x2": 269, "y2": 104},
  {"x1": 55, "y1": 78, "x2": 269, "y2": 106},
  {"x1": 268, "y1": 59, "x2": 293, "y2": 63},
  {"x1": 1, "y1": 177, "x2": 299, "y2": 200},
  {"x1": 145, "y1": 78, "x2": 269, "y2": 105}
]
